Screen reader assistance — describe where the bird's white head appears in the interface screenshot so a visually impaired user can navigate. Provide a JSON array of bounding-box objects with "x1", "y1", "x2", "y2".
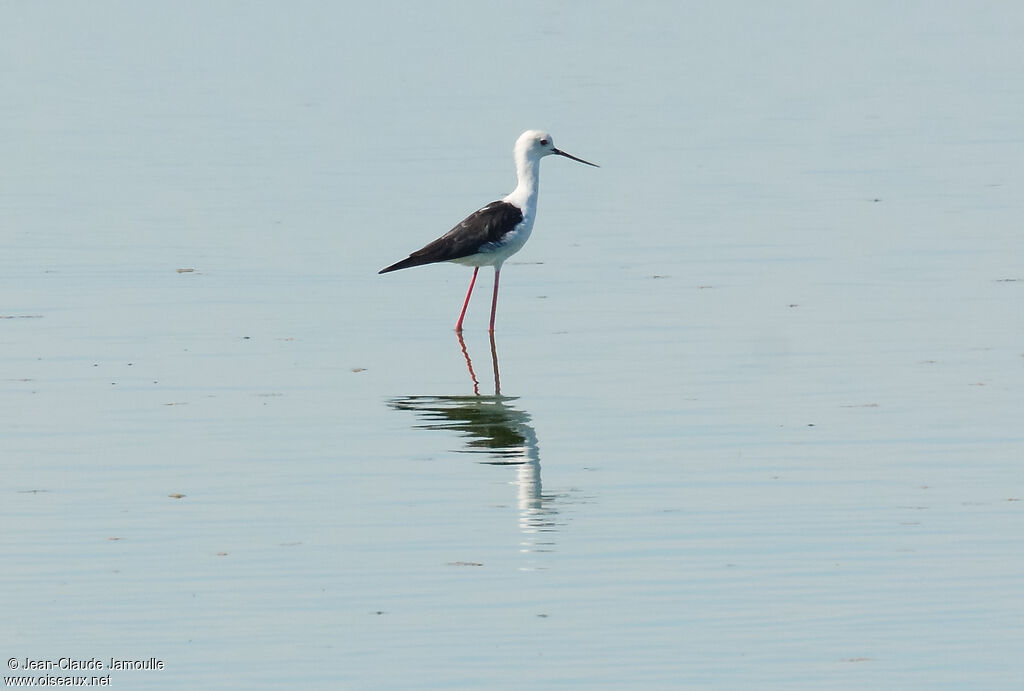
[{"x1": 515, "y1": 130, "x2": 598, "y2": 167}]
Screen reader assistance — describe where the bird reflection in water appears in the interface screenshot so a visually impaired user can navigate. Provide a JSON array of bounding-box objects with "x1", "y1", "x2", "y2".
[{"x1": 388, "y1": 333, "x2": 560, "y2": 555}]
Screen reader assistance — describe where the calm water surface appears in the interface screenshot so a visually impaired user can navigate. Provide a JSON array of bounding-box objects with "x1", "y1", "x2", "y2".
[{"x1": 3, "y1": 2, "x2": 1023, "y2": 689}]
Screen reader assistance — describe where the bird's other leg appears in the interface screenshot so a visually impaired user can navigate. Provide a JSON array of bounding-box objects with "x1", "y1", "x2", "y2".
[
  {"x1": 454, "y1": 267, "x2": 479, "y2": 332},
  {"x1": 488, "y1": 267, "x2": 501, "y2": 333}
]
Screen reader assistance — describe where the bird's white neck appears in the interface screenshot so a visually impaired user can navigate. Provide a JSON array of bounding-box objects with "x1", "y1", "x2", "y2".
[{"x1": 504, "y1": 152, "x2": 541, "y2": 216}]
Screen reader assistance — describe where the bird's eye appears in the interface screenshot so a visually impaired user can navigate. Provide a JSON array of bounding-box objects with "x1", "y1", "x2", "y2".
[{"x1": 539, "y1": 138, "x2": 549, "y2": 145}]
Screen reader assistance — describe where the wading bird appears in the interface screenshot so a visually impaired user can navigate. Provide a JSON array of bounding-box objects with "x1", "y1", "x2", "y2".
[{"x1": 379, "y1": 130, "x2": 597, "y2": 331}]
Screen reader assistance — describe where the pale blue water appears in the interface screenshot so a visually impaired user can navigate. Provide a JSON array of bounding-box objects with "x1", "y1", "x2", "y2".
[{"x1": 3, "y1": 2, "x2": 1023, "y2": 689}]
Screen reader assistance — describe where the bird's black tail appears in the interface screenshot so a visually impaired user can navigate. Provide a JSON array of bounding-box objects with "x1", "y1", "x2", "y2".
[{"x1": 378, "y1": 255, "x2": 434, "y2": 274}]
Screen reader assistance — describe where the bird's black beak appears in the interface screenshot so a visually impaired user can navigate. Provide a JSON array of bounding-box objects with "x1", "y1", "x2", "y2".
[{"x1": 553, "y1": 148, "x2": 599, "y2": 167}]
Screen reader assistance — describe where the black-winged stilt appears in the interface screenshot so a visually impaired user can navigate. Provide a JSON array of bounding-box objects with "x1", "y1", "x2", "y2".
[{"x1": 379, "y1": 130, "x2": 597, "y2": 332}]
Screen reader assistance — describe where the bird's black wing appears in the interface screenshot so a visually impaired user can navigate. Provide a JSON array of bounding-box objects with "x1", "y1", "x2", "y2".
[{"x1": 379, "y1": 201, "x2": 524, "y2": 273}]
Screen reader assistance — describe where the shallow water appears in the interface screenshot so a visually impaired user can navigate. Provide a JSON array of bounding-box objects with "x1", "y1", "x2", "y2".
[{"x1": 3, "y1": 2, "x2": 1023, "y2": 689}]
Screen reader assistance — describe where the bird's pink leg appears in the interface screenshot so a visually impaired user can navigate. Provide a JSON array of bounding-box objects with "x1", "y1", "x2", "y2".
[
  {"x1": 488, "y1": 268, "x2": 501, "y2": 333},
  {"x1": 454, "y1": 267, "x2": 479, "y2": 332}
]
